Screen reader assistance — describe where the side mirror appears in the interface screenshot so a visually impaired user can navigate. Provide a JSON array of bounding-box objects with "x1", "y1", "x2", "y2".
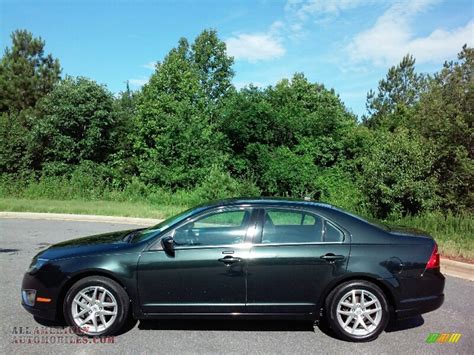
[{"x1": 161, "y1": 235, "x2": 175, "y2": 256}]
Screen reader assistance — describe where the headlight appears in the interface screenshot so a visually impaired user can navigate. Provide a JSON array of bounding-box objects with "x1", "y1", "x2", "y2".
[{"x1": 27, "y1": 258, "x2": 49, "y2": 273}]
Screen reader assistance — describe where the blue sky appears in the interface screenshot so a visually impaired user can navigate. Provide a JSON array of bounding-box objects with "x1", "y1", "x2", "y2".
[{"x1": 1, "y1": 0, "x2": 472, "y2": 116}]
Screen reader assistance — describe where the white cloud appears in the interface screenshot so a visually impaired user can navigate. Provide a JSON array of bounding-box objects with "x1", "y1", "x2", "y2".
[
  {"x1": 346, "y1": 0, "x2": 472, "y2": 66},
  {"x1": 287, "y1": 0, "x2": 374, "y2": 20},
  {"x1": 225, "y1": 1, "x2": 373, "y2": 62},
  {"x1": 281, "y1": 0, "x2": 378, "y2": 40},
  {"x1": 142, "y1": 61, "x2": 156, "y2": 70},
  {"x1": 226, "y1": 33, "x2": 286, "y2": 62},
  {"x1": 129, "y1": 78, "x2": 149, "y2": 87}
]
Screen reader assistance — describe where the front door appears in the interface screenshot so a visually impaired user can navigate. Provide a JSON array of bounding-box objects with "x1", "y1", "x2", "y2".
[
  {"x1": 137, "y1": 207, "x2": 254, "y2": 314},
  {"x1": 246, "y1": 207, "x2": 350, "y2": 315}
]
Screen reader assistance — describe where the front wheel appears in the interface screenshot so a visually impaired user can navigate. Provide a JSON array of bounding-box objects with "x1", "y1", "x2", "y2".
[
  {"x1": 64, "y1": 276, "x2": 130, "y2": 336},
  {"x1": 326, "y1": 280, "x2": 389, "y2": 342}
]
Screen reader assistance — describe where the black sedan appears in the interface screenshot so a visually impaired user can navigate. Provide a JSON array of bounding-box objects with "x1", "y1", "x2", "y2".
[{"x1": 21, "y1": 198, "x2": 445, "y2": 342}]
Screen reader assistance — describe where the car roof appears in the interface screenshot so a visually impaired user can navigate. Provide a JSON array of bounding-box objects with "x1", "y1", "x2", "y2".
[{"x1": 197, "y1": 197, "x2": 336, "y2": 210}]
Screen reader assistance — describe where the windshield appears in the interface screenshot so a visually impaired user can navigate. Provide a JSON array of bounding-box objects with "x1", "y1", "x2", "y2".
[{"x1": 131, "y1": 206, "x2": 205, "y2": 243}]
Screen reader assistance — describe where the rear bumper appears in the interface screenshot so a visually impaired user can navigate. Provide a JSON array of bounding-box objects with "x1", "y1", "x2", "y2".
[
  {"x1": 394, "y1": 268, "x2": 445, "y2": 319},
  {"x1": 395, "y1": 293, "x2": 444, "y2": 319}
]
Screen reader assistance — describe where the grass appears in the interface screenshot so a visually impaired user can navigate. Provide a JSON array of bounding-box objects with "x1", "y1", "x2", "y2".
[
  {"x1": 0, "y1": 198, "x2": 185, "y2": 219},
  {"x1": 1, "y1": 197, "x2": 472, "y2": 261}
]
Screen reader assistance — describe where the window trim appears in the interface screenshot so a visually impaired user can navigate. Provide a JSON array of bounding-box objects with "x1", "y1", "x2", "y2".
[{"x1": 254, "y1": 206, "x2": 348, "y2": 246}]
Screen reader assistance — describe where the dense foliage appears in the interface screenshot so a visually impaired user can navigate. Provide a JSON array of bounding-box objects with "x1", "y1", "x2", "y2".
[{"x1": 0, "y1": 29, "x2": 472, "y2": 220}]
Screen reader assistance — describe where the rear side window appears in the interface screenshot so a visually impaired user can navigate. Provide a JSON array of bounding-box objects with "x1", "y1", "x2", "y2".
[
  {"x1": 262, "y1": 209, "x2": 322, "y2": 244},
  {"x1": 323, "y1": 221, "x2": 344, "y2": 242}
]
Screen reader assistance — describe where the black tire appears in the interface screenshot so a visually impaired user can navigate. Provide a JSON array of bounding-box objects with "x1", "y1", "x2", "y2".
[
  {"x1": 325, "y1": 280, "x2": 389, "y2": 342},
  {"x1": 63, "y1": 276, "x2": 130, "y2": 337}
]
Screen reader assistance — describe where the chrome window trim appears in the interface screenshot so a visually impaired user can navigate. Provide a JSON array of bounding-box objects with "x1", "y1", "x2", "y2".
[
  {"x1": 147, "y1": 204, "x2": 350, "y2": 251},
  {"x1": 150, "y1": 240, "x2": 344, "y2": 251},
  {"x1": 251, "y1": 241, "x2": 346, "y2": 247}
]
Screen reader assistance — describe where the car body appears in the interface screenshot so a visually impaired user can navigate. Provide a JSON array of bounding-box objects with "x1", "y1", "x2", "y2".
[{"x1": 21, "y1": 198, "x2": 445, "y2": 341}]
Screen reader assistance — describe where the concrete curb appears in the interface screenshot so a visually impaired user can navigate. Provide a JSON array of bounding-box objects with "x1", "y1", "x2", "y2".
[
  {"x1": 0, "y1": 211, "x2": 161, "y2": 226},
  {"x1": 1, "y1": 212, "x2": 472, "y2": 281},
  {"x1": 440, "y1": 258, "x2": 474, "y2": 282}
]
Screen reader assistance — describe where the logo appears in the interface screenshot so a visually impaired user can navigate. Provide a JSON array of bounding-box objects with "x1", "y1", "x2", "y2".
[{"x1": 426, "y1": 333, "x2": 462, "y2": 344}]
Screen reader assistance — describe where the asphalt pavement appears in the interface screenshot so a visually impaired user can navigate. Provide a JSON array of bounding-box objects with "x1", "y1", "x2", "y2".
[{"x1": 0, "y1": 218, "x2": 472, "y2": 354}]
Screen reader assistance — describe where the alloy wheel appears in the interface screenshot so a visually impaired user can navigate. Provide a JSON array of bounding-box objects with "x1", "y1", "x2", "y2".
[
  {"x1": 71, "y1": 286, "x2": 118, "y2": 335},
  {"x1": 335, "y1": 289, "x2": 382, "y2": 336}
]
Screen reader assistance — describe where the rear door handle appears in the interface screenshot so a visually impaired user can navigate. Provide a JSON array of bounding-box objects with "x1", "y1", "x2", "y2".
[
  {"x1": 218, "y1": 256, "x2": 241, "y2": 265},
  {"x1": 320, "y1": 253, "x2": 346, "y2": 262}
]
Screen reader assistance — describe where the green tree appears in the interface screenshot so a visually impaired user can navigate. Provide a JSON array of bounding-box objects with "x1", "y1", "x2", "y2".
[
  {"x1": 221, "y1": 73, "x2": 358, "y2": 197},
  {"x1": 0, "y1": 30, "x2": 61, "y2": 176},
  {"x1": 108, "y1": 81, "x2": 141, "y2": 184},
  {"x1": 359, "y1": 129, "x2": 438, "y2": 218},
  {"x1": 30, "y1": 77, "x2": 119, "y2": 174},
  {"x1": 0, "y1": 29, "x2": 61, "y2": 114},
  {"x1": 365, "y1": 55, "x2": 426, "y2": 130},
  {"x1": 268, "y1": 73, "x2": 357, "y2": 167},
  {"x1": 0, "y1": 111, "x2": 33, "y2": 175},
  {"x1": 131, "y1": 37, "x2": 226, "y2": 189},
  {"x1": 220, "y1": 86, "x2": 278, "y2": 177},
  {"x1": 191, "y1": 29, "x2": 235, "y2": 104},
  {"x1": 258, "y1": 146, "x2": 317, "y2": 197},
  {"x1": 413, "y1": 45, "x2": 473, "y2": 211}
]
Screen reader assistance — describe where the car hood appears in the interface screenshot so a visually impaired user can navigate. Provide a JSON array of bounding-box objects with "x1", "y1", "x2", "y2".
[{"x1": 36, "y1": 229, "x2": 140, "y2": 260}]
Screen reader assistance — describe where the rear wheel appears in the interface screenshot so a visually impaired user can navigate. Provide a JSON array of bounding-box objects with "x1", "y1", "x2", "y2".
[
  {"x1": 64, "y1": 276, "x2": 129, "y2": 336},
  {"x1": 326, "y1": 280, "x2": 389, "y2": 342}
]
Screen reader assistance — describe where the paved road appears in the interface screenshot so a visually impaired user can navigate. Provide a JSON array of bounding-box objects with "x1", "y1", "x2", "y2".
[{"x1": 0, "y1": 218, "x2": 472, "y2": 354}]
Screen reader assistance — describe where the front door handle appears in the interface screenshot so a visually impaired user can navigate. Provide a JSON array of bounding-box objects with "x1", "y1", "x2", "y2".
[
  {"x1": 218, "y1": 256, "x2": 241, "y2": 265},
  {"x1": 320, "y1": 253, "x2": 346, "y2": 262}
]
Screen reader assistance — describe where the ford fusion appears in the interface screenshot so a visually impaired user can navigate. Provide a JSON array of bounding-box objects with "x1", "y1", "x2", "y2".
[{"x1": 21, "y1": 198, "x2": 444, "y2": 341}]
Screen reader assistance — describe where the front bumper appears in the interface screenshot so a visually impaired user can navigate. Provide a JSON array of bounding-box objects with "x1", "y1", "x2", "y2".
[
  {"x1": 21, "y1": 272, "x2": 59, "y2": 321},
  {"x1": 22, "y1": 302, "x2": 58, "y2": 320}
]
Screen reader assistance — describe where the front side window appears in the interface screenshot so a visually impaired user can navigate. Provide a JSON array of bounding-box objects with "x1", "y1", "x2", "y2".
[
  {"x1": 262, "y1": 209, "x2": 323, "y2": 244},
  {"x1": 173, "y1": 209, "x2": 251, "y2": 247}
]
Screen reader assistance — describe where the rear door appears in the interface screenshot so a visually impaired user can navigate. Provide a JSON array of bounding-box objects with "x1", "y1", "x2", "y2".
[{"x1": 246, "y1": 207, "x2": 350, "y2": 314}]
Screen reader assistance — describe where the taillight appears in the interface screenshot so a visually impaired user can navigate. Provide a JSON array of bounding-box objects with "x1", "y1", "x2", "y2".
[{"x1": 426, "y1": 242, "x2": 440, "y2": 269}]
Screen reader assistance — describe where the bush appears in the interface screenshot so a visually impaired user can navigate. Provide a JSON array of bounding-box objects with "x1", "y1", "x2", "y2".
[
  {"x1": 313, "y1": 167, "x2": 369, "y2": 215},
  {"x1": 359, "y1": 129, "x2": 439, "y2": 218},
  {"x1": 194, "y1": 165, "x2": 260, "y2": 202},
  {"x1": 30, "y1": 77, "x2": 120, "y2": 170},
  {"x1": 258, "y1": 146, "x2": 317, "y2": 197}
]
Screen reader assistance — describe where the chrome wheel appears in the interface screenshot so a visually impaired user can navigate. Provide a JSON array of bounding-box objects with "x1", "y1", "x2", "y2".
[
  {"x1": 336, "y1": 289, "x2": 382, "y2": 336},
  {"x1": 71, "y1": 286, "x2": 118, "y2": 334}
]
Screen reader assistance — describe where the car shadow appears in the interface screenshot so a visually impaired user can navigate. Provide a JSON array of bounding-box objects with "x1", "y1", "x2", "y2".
[
  {"x1": 34, "y1": 314, "x2": 139, "y2": 336},
  {"x1": 138, "y1": 319, "x2": 315, "y2": 332},
  {"x1": 33, "y1": 315, "x2": 425, "y2": 337},
  {"x1": 385, "y1": 315, "x2": 424, "y2": 332},
  {"x1": 34, "y1": 316, "x2": 68, "y2": 327}
]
